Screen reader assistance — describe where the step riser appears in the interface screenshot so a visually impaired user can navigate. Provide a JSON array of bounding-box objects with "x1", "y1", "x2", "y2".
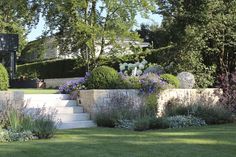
[
  {"x1": 24, "y1": 94, "x2": 70, "y2": 100},
  {"x1": 56, "y1": 114, "x2": 90, "y2": 122},
  {"x1": 25, "y1": 100, "x2": 77, "y2": 107},
  {"x1": 59, "y1": 121, "x2": 96, "y2": 129},
  {"x1": 26, "y1": 107, "x2": 83, "y2": 114},
  {"x1": 23, "y1": 94, "x2": 96, "y2": 129},
  {"x1": 56, "y1": 107, "x2": 83, "y2": 114}
]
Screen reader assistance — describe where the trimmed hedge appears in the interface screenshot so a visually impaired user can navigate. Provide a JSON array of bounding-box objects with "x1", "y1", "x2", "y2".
[
  {"x1": 17, "y1": 48, "x2": 172, "y2": 79},
  {"x1": 0, "y1": 64, "x2": 9, "y2": 90},
  {"x1": 17, "y1": 59, "x2": 86, "y2": 79}
]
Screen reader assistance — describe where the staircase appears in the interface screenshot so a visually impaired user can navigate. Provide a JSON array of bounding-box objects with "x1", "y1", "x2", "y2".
[{"x1": 24, "y1": 94, "x2": 96, "y2": 129}]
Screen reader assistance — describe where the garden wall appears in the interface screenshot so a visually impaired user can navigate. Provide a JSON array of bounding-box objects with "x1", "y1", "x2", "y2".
[
  {"x1": 78, "y1": 88, "x2": 221, "y2": 118},
  {"x1": 157, "y1": 88, "x2": 221, "y2": 116},
  {"x1": 44, "y1": 77, "x2": 81, "y2": 88},
  {"x1": 0, "y1": 91, "x2": 24, "y2": 108},
  {"x1": 78, "y1": 89, "x2": 143, "y2": 118}
]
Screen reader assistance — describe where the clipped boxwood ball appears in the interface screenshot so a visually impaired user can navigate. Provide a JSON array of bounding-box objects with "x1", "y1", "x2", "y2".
[
  {"x1": 0, "y1": 64, "x2": 9, "y2": 90},
  {"x1": 86, "y1": 66, "x2": 121, "y2": 89},
  {"x1": 160, "y1": 74, "x2": 179, "y2": 88}
]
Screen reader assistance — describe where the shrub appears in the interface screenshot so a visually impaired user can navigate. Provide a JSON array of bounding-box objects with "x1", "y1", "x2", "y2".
[
  {"x1": 133, "y1": 117, "x2": 150, "y2": 131},
  {"x1": 119, "y1": 59, "x2": 147, "y2": 76},
  {"x1": 30, "y1": 107, "x2": 59, "y2": 139},
  {"x1": 0, "y1": 129, "x2": 35, "y2": 142},
  {"x1": 149, "y1": 117, "x2": 169, "y2": 129},
  {"x1": 163, "y1": 101, "x2": 233, "y2": 125},
  {"x1": 0, "y1": 64, "x2": 9, "y2": 90},
  {"x1": 140, "y1": 73, "x2": 168, "y2": 94},
  {"x1": 160, "y1": 74, "x2": 180, "y2": 88},
  {"x1": 166, "y1": 115, "x2": 206, "y2": 128},
  {"x1": 216, "y1": 71, "x2": 236, "y2": 113},
  {"x1": 144, "y1": 93, "x2": 158, "y2": 116},
  {"x1": 95, "y1": 93, "x2": 145, "y2": 128},
  {"x1": 115, "y1": 120, "x2": 134, "y2": 130},
  {"x1": 33, "y1": 117, "x2": 58, "y2": 139},
  {"x1": 86, "y1": 66, "x2": 121, "y2": 89},
  {"x1": 59, "y1": 78, "x2": 86, "y2": 96},
  {"x1": 119, "y1": 76, "x2": 141, "y2": 89},
  {"x1": 0, "y1": 100, "x2": 25, "y2": 129},
  {"x1": 7, "y1": 108, "x2": 22, "y2": 131},
  {"x1": 0, "y1": 100, "x2": 58, "y2": 140},
  {"x1": 95, "y1": 110, "x2": 117, "y2": 127}
]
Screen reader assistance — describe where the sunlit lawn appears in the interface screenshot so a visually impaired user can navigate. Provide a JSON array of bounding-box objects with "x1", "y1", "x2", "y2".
[
  {"x1": 0, "y1": 124, "x2": 236, "y2": 157},
  {"x1": 9, "y1": 88, "x2": 58, "y2": 94}
]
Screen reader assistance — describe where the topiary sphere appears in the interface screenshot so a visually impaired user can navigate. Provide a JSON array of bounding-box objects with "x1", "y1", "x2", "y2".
[
  {"x1": 0, "y1": 64, "x2": 9, "y2": 91},
  {"x1": 160, "y1": 74, "x2": 180, "y2": 88},
  {"x1": 177, "y1": 72, "x2": 195, "y2": 89},
  {"x1": 86, "y1": 66, "x2": 121, "y2": 89}
]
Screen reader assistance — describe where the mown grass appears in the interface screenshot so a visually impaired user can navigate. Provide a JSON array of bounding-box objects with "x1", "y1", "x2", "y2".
[
  {"x1": 0, "y1": 124, "x2": 236, "y2": 157},
  {"x1": 9, "y1": 88, "x2": 58, "y2": 94}
]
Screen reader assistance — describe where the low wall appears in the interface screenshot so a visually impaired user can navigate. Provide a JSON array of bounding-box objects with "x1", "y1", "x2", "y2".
[
  {"x1": 78, "y1": 89, "x2": 143, "y2": 118},
  {"x1": 44, "y1": 77, "x2": 81, "y2": 89},
  {"x1": 78, "y1": 88, "x2": 221, "y2": 118},
  {"x1": 0, "y1": 91, "x2": 24, "y2": 107},
  {"x1": 157, "y1": 88, "x2": 221, "y2": 116}
]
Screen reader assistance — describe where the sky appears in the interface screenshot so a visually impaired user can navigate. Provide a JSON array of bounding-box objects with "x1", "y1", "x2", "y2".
[{"x1": 27, "y1": 13, "x2": 163, "y2": 42}]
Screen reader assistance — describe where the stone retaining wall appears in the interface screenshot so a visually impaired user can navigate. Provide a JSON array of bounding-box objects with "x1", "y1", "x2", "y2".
[
  {"x1": 157, "y1": 88, "x2": 221, "y2": 116},
  {"x1": 78, "y1": 88, "x2": 221, "y2": 118},
  {"x1": 78, "y1": 89, "x2": 143, "y2": 118},
  {"x1": 0, "y1": 91, "x2": 24, "y2": 108},
  {"x1": 44, "y1": 77, "x2": 81, "y2": 89}
]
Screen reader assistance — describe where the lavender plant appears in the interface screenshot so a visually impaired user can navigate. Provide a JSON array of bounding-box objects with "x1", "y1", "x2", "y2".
[
  {"x1": 139, "y1": 73, "x2": 168, "y2": 94},
  {"x1": 59, "y1": 78, "x2": 86, "y2": 94}
]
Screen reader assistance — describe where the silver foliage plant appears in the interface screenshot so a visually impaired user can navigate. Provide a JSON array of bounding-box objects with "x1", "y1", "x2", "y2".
[
  {"x1": 166, "y1": 115, "x2": 206, "y2": 128},
  {"x1": 177, "y1": 72, "x2": 195, "y2": 89}
]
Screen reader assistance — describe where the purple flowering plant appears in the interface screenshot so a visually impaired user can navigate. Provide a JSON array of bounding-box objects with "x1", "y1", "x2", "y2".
[
  {"x1": 59, "y1": 78, "x2": 86, "y2": 94},
  {"x1": 119, "y1": 72, "x2": 168, "y2": 94},
  {"x1": 139, "y1": 73, "x2": 168, "y2": 94}
]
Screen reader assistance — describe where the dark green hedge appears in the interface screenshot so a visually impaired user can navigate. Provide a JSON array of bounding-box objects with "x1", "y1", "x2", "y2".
[
  {"x1": 17, "y1": 59, "x2": 86, "y2": 79},
  {"x1": 17, "y1": 48, "x2": 173, "y2": 79}
]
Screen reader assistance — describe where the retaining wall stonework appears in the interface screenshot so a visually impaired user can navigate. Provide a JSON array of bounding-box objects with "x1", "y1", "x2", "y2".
[
  {"x1": 78, "y1": 89, "x2": 143, "y2": 118},
  {"x1": 78, "y1": 88, "x2": 221, "y2": 118},
  {"x1": 44, "y1": 77, "x2": 81, "y2": 88},
  {"x1": 157, "y1": 88, "x2": 221, "y2": 116},
  {"x1": 0, "y1": 91, "x2": 24, "y2": 108}
]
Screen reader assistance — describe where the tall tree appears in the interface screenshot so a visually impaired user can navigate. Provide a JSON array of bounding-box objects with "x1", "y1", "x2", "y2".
[
  {"x1": 41, "y1": 0, "x2": 155, "y2": 70},
  {"x1": 0, "y1": 0, "x2": 41, "y2": 53},
  {"x1": 155, "y1": 0, "x2": 236, "y2": 87}
]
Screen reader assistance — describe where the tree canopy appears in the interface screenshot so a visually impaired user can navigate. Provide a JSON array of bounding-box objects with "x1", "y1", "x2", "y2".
[
  {"x1": 41, "y1": 0, "x2": 156, "y2": 69},
  {"x1": 0, "y1": 0, "x2": 41, "y2": 53}
]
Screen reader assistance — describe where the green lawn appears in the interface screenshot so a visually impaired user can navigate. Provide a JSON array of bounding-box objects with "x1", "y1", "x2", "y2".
[
  {"x1": 9, "y1": 88, "x2": 59, "y2": 94},
  {"x1": 0, "y1": 124, "x2": 236, "y2": 157}
]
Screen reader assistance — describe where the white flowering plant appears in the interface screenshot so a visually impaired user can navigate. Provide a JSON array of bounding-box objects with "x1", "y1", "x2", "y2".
[{"x1": 119, "y1": 59, "x2": 148, "y2": 76}]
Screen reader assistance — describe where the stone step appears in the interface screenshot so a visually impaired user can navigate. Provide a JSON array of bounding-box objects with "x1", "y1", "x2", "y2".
[
  {"x1": 24, "y1": 94, "x2": 70, "y2": 100},
  {"x1": 59, "y1": 120, "x2": 96, "y2": 129},
  {"x1": 25, "y1": 100, "x2": 77, "y2": 107},
  {"x1": 56, "y1": 113, "x2": 90, "y2": 122},
  {"x1": 55, "y1": 106, "x2": 84, "y2": 114}
]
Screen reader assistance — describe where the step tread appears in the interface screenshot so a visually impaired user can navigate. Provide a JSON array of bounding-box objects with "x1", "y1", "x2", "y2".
[
  {"x1": 59, "y1": 120, "x2": 96, "y2": 129},
  {"x1": 24, "y1": 94, "x2": 71, "y2": 100},
  {"x1": 56, "y1": 113, "x2": 90, "y2": 122}
]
